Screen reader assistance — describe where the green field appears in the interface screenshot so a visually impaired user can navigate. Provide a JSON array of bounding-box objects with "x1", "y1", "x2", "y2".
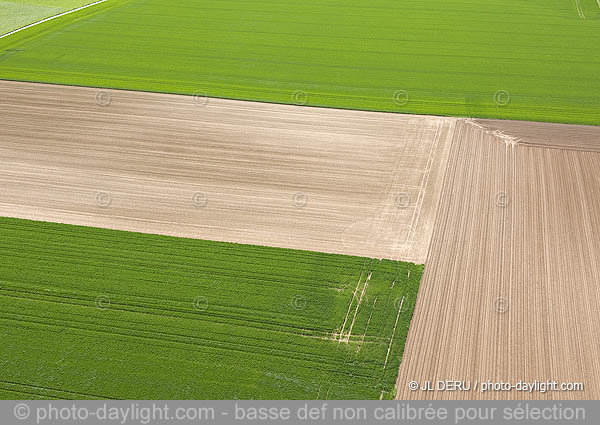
[
  {"x1": 1, "y1": 0, "x2": 599, "y2": 124},
  {"x1": 0, "y1": 217, "x2": 421, "y2": 399},
  {"x1": 0, "y1": 1, "x2": 95, "y2": 35}
]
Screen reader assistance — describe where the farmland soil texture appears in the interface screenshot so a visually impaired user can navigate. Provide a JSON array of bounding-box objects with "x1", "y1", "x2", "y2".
[
  {"x1": 396, "y1": 120, "x2": 600, "y2": 400},
  {"x1": 0, "y1": 80, "x2": 454, "y2": 263}
]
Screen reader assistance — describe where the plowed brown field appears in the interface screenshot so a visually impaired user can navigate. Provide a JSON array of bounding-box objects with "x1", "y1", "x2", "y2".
[
  {"x1": 0, "y1": 80, "x2": 454, "y2": 263},
  {"x1": 477, "y1": 118, "x2": 600, "y2": 152},
  {"x1": 2, "y1": 80, "x2": 599, "y2": 400},
  {"x1": 396, "y1": 120, "x2": 600, "y2": 399}
]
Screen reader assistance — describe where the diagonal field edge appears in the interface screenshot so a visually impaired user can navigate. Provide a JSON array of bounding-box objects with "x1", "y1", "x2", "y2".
[{"x1": 0, "y1": 0, "x2": 108, "y2": 39}]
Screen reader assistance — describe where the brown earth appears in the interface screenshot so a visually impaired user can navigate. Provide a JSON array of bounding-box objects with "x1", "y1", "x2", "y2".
[
  {"x1": 396, "y1": 120, "x2": 600, "y2": 399},
  {"x1": 0, "y1": 80, "x2": 454, "y2": 263},
  {"x1": 2, "y1": 80, "x2": 599, "y2": 400},
  {"x1": 477, "y1": 118, "x2": 600, "y2": 152}
]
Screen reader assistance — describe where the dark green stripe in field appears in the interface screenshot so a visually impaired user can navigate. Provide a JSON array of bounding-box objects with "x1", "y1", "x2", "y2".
[
  {"x1": 0, "y1": 217, "x2": 422, "y2": 399},
  {"x1": 0, "y1": 0, "x2": 599, "y2": 125}
]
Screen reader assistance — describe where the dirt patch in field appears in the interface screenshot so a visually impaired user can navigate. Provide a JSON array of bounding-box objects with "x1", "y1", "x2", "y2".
[
  {"x1": 0, "y1": 80, "x2": 454, "y2": 263},
  {"x1": 396, "y1": 120, "x2": 600, "y2": 399}
]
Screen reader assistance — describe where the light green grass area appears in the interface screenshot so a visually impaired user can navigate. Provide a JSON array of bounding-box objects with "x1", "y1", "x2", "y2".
[
  {"x1": 0, "y1": 217, "x2": 422, "y2": 400},
  {"x1": 0, "y1": 0, "x2": 599, "y2": 124},
  {"x1": 0, "y1": 1, "x2": 95, "y2": 35}
]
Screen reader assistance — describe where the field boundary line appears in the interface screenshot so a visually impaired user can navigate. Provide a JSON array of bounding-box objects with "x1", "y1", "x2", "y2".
[
  {"x1": 401, "y1": 119, "x2": 443, "y2": 257},
  {"x1": 466, "y1": 119, "x2": 523, "y2": 149},
  {"x1": 0, "y1": 0, "x2": 108, "y2": 39},
  {"x1": 470, "y1": 119, "x2": 600, "y2": 154}
]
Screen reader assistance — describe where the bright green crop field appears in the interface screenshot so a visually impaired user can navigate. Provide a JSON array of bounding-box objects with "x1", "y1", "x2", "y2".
[
  {"x1": 0, "y1": 1, "x2": 95, "y2": 35},
  {"x1": 0, "y1": 0, "x2": 599, "y2": 124},
  {"x1": 0, "y1": 217, "x2": 422, "y2": 399}
]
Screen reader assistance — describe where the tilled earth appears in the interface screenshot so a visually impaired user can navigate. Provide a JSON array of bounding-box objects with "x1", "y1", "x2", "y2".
[
  {"x1": 0, "y1": 80, "x2": 454, "y2": 263},
  {"x1": 396, "y1": 119, "x2": 600, "y2": 399}
]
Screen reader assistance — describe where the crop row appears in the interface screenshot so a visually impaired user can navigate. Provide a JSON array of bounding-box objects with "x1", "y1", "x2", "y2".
[{"x1": 0, "y1": 217, "x2": 421, "y2": 399}]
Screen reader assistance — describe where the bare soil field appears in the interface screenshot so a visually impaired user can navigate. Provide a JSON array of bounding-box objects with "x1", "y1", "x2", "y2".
[
  {"x1": 477, "y1": 118, "x2": 600, "y2": 152},
  {"x1": 0, "y1": 80, "x2": 455, "y2": 263},
  {"x1": 396, "y1": 120, "x2": 600, "y2": 399}
]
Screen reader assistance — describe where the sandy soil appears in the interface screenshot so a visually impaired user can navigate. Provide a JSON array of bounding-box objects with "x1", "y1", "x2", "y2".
[
  {"x1": 477, "y1": 118, "x2": 600, "y2": 152},
  {"x1": 396, "y1": 120, "x2": 600, "y2": 399},
  {"x1": 0, "y1": 80, "x2": 455, "y2": 263}
]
